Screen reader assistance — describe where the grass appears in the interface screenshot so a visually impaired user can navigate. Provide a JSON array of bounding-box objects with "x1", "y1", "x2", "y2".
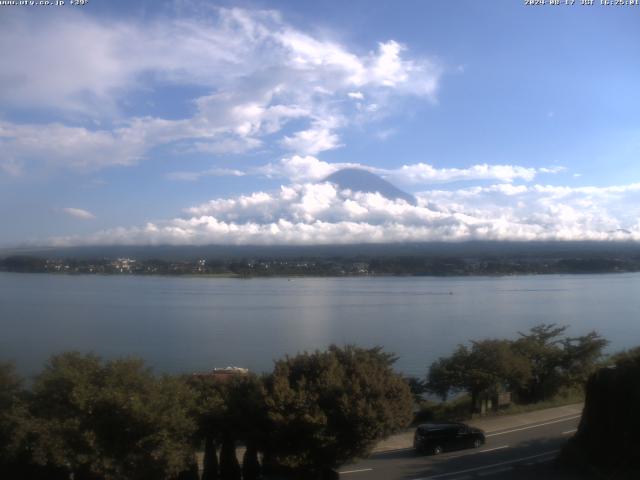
[{"x1": 492, "y1": 388, "x2": 584, "y2": 417}]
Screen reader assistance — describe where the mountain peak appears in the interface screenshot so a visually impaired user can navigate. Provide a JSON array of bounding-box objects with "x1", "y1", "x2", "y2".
[{"x1": 324, "y1": 168, "x2": 416, "y2": 205}]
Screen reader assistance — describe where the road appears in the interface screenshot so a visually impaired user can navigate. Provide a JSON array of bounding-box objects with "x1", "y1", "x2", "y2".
[{"x1": 338, "y1": 413, "x2": 581, "y2": 480}]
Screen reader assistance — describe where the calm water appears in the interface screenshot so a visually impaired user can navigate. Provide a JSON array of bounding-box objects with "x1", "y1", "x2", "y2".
[{"x1": 1, "y1": 272, "x2": 639, "y2": 378}]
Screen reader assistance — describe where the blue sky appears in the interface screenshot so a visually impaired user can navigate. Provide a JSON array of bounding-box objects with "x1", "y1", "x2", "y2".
[{"x1": 1, "y1": 0, "x2": 639, "y2": 246}]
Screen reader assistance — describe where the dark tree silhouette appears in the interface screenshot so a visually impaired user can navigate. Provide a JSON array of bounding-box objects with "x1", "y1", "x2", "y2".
[
  {"x1": 201, "y1": 435, "x2": 219, "y2": 480},
  {"x1": 264, "y1": 345, "x2": 413, "y2": 477},
  {"x1": 219, "y1": 432, "x2": 241, "y2": 480}
]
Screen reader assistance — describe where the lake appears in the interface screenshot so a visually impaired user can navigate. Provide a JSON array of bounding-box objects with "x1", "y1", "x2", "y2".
[{"x1": 1, "y1": 272, "x2": 639, "y2": 378}]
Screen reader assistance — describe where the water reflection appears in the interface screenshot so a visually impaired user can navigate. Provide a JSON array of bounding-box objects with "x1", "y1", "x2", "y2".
[{"x1": 1, "y1": 272, "x2": 638, "y2": 377}]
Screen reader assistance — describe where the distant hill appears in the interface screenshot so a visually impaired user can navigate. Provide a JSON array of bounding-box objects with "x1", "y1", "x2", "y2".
[
  {"x1": 324, "y1": 168, "x2": 417, "y2": 205},
  {"x1": 3, "y1": 241, "x2": 640, "y2": 262}
]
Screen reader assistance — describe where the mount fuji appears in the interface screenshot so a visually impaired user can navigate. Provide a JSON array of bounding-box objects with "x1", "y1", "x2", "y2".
[{"x1": 324, "y1": 168, "x2": 417, "y2": 206}]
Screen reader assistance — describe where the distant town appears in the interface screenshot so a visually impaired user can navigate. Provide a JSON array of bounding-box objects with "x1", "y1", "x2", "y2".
[{"x1": 2, "y1": 250, "x2": 640, "y2": 277}]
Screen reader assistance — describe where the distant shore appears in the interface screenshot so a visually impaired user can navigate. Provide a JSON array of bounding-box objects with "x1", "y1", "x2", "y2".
[{"x1": 2, "y1": 252, "x2": 640, "y2": 277}]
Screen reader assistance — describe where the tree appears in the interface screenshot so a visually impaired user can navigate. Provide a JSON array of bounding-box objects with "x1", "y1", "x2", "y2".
[
  {"x1": 428, "y1": 325, "x2": 609, "y2": 408},
  {"x1": 513, "y1": 324, "x2": 568, "y2": 402},
  {"x1": 405, "y1": 376, "x2": 428, "y2": 405},
  {"x1": 427, "y1": 340, "x2": 530, "y2": 413},
  {"x1": 177, "y1": 458, "x2": 200, "y2": 480},
  {"x1": 241, "y1": 443, "x2": 261, "y2": 480},
  {"x1": 28, "y1": 352, "x2": 197, "y2": 480},
  {"x1": 264, "y1": 345, "x2": 413, "y2": 477},
  {"x1": 187, "y1": 372, "x2": 267, "y2": 480},
  {"x1": 0, "y1": 363, "x2": 23, "y2": 457},
  {"x1": 513, "y1": 324, "x2": 606, "y2": 402},
  {"x1": 219, "y1": 431, "x2": 241, "y2": 480},
  {"x1": 0, "y1": 363, "x2": 36, "y2": 477},
  {"x1": 609, "y1": 346, "x2": 640, "y2": 367},
  {"x1": 426, "y1": 346, "x2": 468, "y2": 401},
  {"x1": 561, "y1": 331, "x2": 608, "y2": 388},
  {"x1": 215, "y1": 375, "x2": 266, "y2": 480},
  {"x1": 201, "y1": 434, "x2": 219, "y2": 480},
  {"x1": 186, "y1": 375, "x2": 224, "y2": 480}
]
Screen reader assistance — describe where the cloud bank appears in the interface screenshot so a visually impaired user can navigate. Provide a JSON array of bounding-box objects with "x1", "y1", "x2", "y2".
[{"x1": 48, "y1": 179, "x2": 640, "y2": 246}]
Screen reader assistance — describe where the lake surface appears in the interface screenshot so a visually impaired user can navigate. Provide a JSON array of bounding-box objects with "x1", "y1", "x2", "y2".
[{"x1": 1, "y1": 272, "x2": 639, "y2": 378}]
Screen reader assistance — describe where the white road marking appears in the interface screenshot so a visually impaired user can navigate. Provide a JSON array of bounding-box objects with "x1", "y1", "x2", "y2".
[
  {"x1": 411, "y1": 449, "x2": 560, "y2": 479},
  {"x1": 478, "y1": 445, "x2": 509, "y2": 453},
  {"x1": 339, "y1": 468, "x2": 374, "y2": 475},
  {"x1": 486, "y1": 415, "x2": 581, "y2": 437},
  {"x1": 562, "y1": 428, "x2": 578, "y2": 435}
]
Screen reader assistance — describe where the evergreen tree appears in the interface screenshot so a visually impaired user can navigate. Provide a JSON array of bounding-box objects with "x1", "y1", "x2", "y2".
[
  {"x1": 264, "y1": 345, "x2": 413, "y2": 476},
  {"x1": 241, "y1": 441, "x2": 261, "y2": 480},
  {"x1": 219, "y1": 432, "x2": 241, "y2": 480},
  {"x1": 201, "y1": 435, "x2": 219, "y2": 480},
  {"x1": 188, "y1": 373, "x2": 266, "y2": 480}
]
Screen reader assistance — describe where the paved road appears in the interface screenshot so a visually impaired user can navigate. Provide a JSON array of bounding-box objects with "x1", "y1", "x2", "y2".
[{"x1": 338, "y1": 412, "x2": 581, "y2": 480}]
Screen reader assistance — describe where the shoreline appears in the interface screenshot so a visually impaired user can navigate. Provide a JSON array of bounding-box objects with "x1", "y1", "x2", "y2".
[{"x1": 1, "y1": 270, "x2": 639, "y2": 279}]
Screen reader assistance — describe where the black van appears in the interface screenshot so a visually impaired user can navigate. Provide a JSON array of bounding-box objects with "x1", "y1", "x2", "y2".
[{"x1": 413, "y1": 422, "x2": 485, "y2": 455}]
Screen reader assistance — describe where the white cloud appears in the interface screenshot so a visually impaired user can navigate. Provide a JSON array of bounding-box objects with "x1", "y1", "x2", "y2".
[
  {"x1": 0, "y1": 117, "x2": 206, "y2": 171},
  {"x1": 369, "y1": 41, "x2": 440, "y2": 96},
  {"x1": 167, "y1": 155, "x2": 354, "y2": 184},
  {"x1": 0, "y1": 121, "x2": 140, "y2": 171},
  {"x1": 165, "y1": 168, "x2": 246, "y2": 182},
  {"x1": 538, "y1": 166, "x2": 566, "y2": 174},
  {"x1": 385, "y1": 163, "x2": 537, "y2": 185},
  {"x1": 255, "y1": 156, "x2": 360, "y2": 182},
  {"x1": 280, "y1": 118, "x2": 343, "y2": 155},
  {"x1": 0, "y1": 9, "x2": 278, "y2": 115},
  {"x1": 62, "y1": 208, "x2": 96, "y2": 220},
  {"x1": 48, "y1": 179, "x2": 640, "y2": 246},
  {"x1": 375, "y1": 128, "x2": 396, "y2": 141},
  {"x1": 0, "y1": 7, "x2": 443, "y2": 174},
  {"x1": 210, "y1": 155, "x2": 564, "y2": 186}
]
